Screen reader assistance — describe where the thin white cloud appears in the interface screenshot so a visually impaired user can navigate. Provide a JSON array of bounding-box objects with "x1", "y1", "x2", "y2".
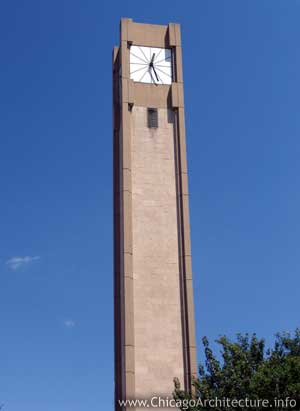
[
  {"x1": 5, "y1": 256, "x2": 40, "y2": 271},
  {"x1": 64, "y1": 319, "x2": 76, "y2": 328}
]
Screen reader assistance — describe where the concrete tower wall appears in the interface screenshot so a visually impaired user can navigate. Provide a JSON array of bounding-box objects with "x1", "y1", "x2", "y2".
[{"x1": 131, "y1": 106, "x2": 184, "y2": 397}]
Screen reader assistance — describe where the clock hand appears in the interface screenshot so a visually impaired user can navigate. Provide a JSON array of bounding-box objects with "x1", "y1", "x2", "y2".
[
  {"x1": 149, "y1": 54, "x2": 158, "y2": 85},
  {"x1": 152, "y1": 66, "x2": 160, "y2": 82},
  {"x1": 149, "y1": 67, "x2": 157, "y2": 85}
]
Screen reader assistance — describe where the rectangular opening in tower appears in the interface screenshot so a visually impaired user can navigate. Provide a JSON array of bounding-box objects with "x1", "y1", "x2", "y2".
[{"x1": 147, "y1": 108, "x2": 158, "y2": 128}]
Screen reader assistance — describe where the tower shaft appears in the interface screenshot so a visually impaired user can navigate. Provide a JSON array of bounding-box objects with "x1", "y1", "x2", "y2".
[{"x1": 113, "y1": 19, "x2": 197, "y2": 409}]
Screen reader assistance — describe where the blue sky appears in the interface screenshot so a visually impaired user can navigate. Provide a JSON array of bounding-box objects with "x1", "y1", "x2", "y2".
[{"x1": 1, "y1": 0, "x2": 300, "y2": 409}]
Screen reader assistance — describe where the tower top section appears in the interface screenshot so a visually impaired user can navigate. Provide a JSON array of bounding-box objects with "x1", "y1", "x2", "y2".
[
  {"x1": 118, "y1": 18, "x2": 182, "y2": 49},
  {"x1": 113, "y1": 18, "x2": 185, "y2": 109}
]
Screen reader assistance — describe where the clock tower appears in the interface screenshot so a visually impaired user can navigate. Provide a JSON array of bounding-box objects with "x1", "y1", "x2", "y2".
[{"x1": 113, "y1": 19, "x2": 197, "y2": 409}]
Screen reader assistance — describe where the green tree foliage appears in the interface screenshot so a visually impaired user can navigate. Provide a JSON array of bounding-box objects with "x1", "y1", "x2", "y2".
[{"x1": 174, "y1": 329, "x2": 300, "y2": 410}]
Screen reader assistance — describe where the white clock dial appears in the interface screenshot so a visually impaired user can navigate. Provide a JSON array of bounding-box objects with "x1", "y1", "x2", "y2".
[{"x1": 130, "y1": 45, "x2": 172, "y2": 85}]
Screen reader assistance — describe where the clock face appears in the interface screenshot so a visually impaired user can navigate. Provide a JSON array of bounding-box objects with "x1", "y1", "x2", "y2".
[{"x1": 130, "y1": 45, "x2": 172, "y2": 85}]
